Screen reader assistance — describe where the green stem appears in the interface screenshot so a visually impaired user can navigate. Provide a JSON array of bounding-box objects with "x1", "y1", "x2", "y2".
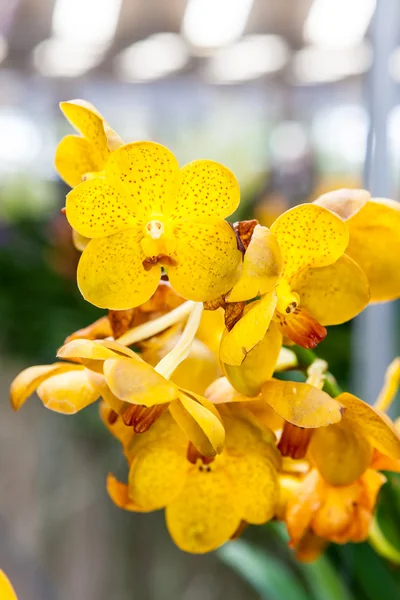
[{"x1": 290, "y1": 346, "x2": 343, "y2": 398}]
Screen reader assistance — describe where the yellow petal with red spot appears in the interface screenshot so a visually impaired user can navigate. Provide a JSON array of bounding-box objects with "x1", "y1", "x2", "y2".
[
  {"x1": 222, "y1": 321, "x2": 282, "y2": 396},
  {"x1": 167, "y1": 220, "x2": 241, "y2": 302},
  {"x1": 262, "y1": 379, "x2": 342, "y2": 428},
  {"x1": 226, "y1": 451, "x2": 279, "y2": 524},
  {"x1": 10, "y1": 363, "x2": 79, "y2": 411},
  {"x1": 167, "y1": 159, "x2": 240, "y2": 220},
  {"x1": 55, "y1": 135, "x2": 103, "y2": 188},
  {"x1": 227, "y1": 225, "x2": 283, "y2": 302},
  {"x1": 77, "y1": 229, "x2": 161, "y2": 310},
  {"x1": 106, "y1": 474, "x2": 149, "y2": 512},
  {"x1": 166, "y1": 466, "x2": 240, "y2": 553},
  {"x1": 337, "y1": 392, "x2": 400, "y2": 459},
  {"x1": 0, "y1": 571, "x2": 18, "y2": 600},
  {"x1": 290, "y1": 254, "x2": 370, "y2": 326},
  {"x1": 60, "y1": 100, "x2": 108, "y2": 164},
  {"x1": 66, "y1": 178, "x2": 136, "y2": 238},
  {"x1": 169, "y1": 392, "x2": 225, "y2": 456},
  {"x1": 128, "y1": 441, "x2": 188, "y2": 510},
  {"x1": 314, "y1": 188, "x2": 370, "y2": 220},
  {"x1": 37, "y1": 368, "x2": 102, "y2": 414},
  {"x1": 345, "y1": 198, "x2": 400, "y2": 301},
  {"x1": 271, "y1": 203, "x2": 349, "y2": 280},
  {"x1": 103, "y1": 356, "x2": 179, "y2": 406},
  {"x1": 220, "y1": 291, "x2": 277, "y2": 366},
  {"x1": 106, "y1": 141, "x2": 180, "y2": 215}
]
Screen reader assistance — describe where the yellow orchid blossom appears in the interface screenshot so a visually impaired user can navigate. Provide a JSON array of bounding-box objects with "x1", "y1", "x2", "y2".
[
  {"x1": 220, "y1": 206, "x2": 370, "y2": 367},
  {"x1": 285, "y1": 468, "x2": 386, "y2": 550},
  {"x1": 0, "y1": 571, "x2": 18, "y2": 600},
  {"x1": 55, "y1": 99, "x2": 123, "y2": 188},
  {"x1": 66, "y1": 141, "x2": 242, "y2": 309},
  {"x1": 11, "y1": 302, "x2": 225, "y2": 457},
  {"x1": 107, "y1": 409, "x2": 280, "y2": 554},
  {"x1": 315, "y1": 189, "x2": 400, "y2": 302}
]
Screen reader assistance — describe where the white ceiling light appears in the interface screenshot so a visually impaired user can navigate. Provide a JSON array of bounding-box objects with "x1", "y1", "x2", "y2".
[
  {"x1": 304, "y1": 0, "x2": 376, "y2": 50},
  {"x1": 293, "y1": 43, "x2": 372, "y2": 84},
  {"x1": 33, "y1": 0, "x2": 122, "y2": 77},
  {"x1": 115, "y1": 33, "x2": 189, "y2": 82},
  {"x1": 33, "y1": 38, "x2": 104, "y2": 77},
  {"x1": 206, "y1": 35, "x2": 289, "y2": 83},
  {"x1": 52, "y1": 0, "x2": 122, "y2": 46},
  {"x1": 182, "y1": 0, "x2": 254, "y2": 51}
]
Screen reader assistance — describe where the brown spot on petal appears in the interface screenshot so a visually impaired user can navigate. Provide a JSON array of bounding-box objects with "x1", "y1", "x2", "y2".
[
  {"x1": 107, "y1": 409, "x2": 118, "y2": 425},
  {"x1": 278, "y1": 421, "x2": 314, "y2": 459},
  {"x1": 277, "y1": 307, "x2": 327, "y2": 349}
]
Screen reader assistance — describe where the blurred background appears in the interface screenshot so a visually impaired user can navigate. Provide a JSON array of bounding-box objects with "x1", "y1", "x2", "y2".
[{"x1": 1, "y1": 0, "x2": 400, "y2": 598}]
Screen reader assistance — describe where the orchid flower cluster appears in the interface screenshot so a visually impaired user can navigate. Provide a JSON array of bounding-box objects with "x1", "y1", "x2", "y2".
[{"x1": 11, "y1": 100, "x2": 400, "y2": 559}]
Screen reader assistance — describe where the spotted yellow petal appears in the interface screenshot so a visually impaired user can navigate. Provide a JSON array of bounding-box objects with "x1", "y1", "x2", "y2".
[
  {"x1": 0, "y1": 571, "x2": 18, "y2": 600},
  {"x1": 220, "y1": 291, "x2": 277, "y2": 366},
  {"x1": 337, "y1": 392, "x2": 400, "y2": 459},
  {"x1": 166, "y1": 466, "x2": 240, "y2": 553},
  {"x1": 10, "y1": 363, "x2": 79, "y2": 411},
  {"x1": 262, "y1": 379, "x2": 343, "y2": 428},
  {"x1": 106, "y1": 474, "x2": 149, "y2": 512},
  {"x1": 37, "y1": 368, "x2": 102, "y2": 414},
  {"x1": 106, "y1": 141, "x2": 180, "y2": 215},
  {"x1": 169, "y1": 392, "x2": 225, "y2": 456},
  {"x1": 166, "y1": 159, "x2": 240, "y2": 220},
  {"x1": 77, "y1": 229, "x2": 160, "y2": 309},
  {"x1": 345, "y1": 198, "x2": 400, "y2": 301},
  {"x1": 222, "y1": 321, "x2": 282, "y2": 396},
  {"x1": 290, "y1": 255, "x2": 370, "y2": 326},
  {"x1": 128, "y1": 441, "x2": 188, "y2": 510},
  {"x1": 226, "y1": 451, "x2": 279, "y2": 524},
  {"x1": 271, "y1": 203, "x2": 349, "y2": 280},
  {"x1": 314, "y1": 188, "x2": 370, "y2": 220},
  {"x1": 167, "y1": 220, "x2": 241, "y2": 302},
  {"x1": 103, "y1": 356, "x2": 179, "y2": 406},
  {"x1": 60, "y1": 100, "x2": 108, "y2": 164},
  {"x1": 55, "y1": 135, "x2": 103, "y2": 188},
  {"x1": 227, "y1": 225, "x2": 283, "y2": 302},
  {"x1": 66, "y1": 178, "x2": 136, "y2": 238}
]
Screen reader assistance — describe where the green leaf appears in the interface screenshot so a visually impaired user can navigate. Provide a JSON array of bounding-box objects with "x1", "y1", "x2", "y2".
[{"x1": 218, "y1": 540, "x2": 309, "y2": 600}]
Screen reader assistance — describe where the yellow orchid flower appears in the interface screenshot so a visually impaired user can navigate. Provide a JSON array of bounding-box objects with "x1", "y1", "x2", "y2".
[
  {"x1": 107, "y1": 409, "x2": 280, "y2": 554},
  {"x1": 66, "y1": 141, "x2": 242, "y2": 310},
  {"x1": 284, "y1": 467, "x2": 386, "y2": 550},
  {"x1": 315, "y1": 189, "x2": 400, "y2": 302},
  {"x1": 0, "y1": 571, "x2": 18, "y2": 600},
  {"x1": 55, "y1": 99, "x2": 123, "y2": 188},
  {"x1": 220, "y1": 205, "x2": 370, "y2": 367}
]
